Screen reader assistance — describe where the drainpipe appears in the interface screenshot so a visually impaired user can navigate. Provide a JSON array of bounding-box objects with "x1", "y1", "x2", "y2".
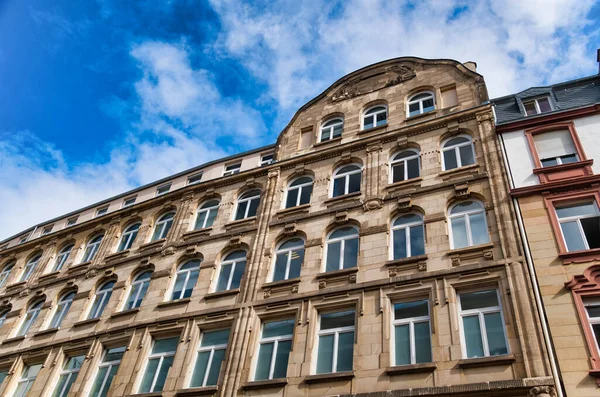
[{"x1": 497, "y1": 133, "x2": 564, "y2": 397}]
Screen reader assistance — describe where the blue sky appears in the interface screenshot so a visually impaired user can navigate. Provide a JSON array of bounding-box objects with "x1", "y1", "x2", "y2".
[{"x1": 1, "y1": 0, "x2": 599, "y2": 239}]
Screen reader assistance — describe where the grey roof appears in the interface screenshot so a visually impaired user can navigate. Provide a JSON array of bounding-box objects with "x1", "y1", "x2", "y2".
[{"x1": 491, "y1": 74, "x2": 600, "y2": 125}]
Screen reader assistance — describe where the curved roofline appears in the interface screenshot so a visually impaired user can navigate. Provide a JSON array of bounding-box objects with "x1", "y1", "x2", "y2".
[{"x1": 275, "y1": 56, "x2": 485, "y2": 148}]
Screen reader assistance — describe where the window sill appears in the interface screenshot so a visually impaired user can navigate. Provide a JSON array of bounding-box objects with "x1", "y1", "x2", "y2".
[
  {"x1": 559, "y1": 248, "x2": 600, "y2": 264},
  {"x1": 439, "y1": 163, "x2": 480, "y2": 180},
  {"x1": 33, "y1": 327, "x2": 59, "y2": 337},
  {"x1": 385, "y1": 255, "x2": 428, "y2": 267},
  {"x1": 73, "y1": 317, "x2": 101, "y2": 328},
  {"x1": 225, "y1": 217, "x2": 257, "y2": 230},
  {"x1": 314, "y1": 136, "x2": 342, "y2": 148},
  {"x1": 323, "y1": 191, "x2": 361, "y2": 206},
  {"x1": 386, "y1": 362, "x2": 436, "y2": 375},
  {"x1": 458, "y1": 354, "x2": 515, "y2": 368},
  {"x1": 1, "y1": 335, "x2": 25, "y2": 345},
  {"x1": 68, "y1": 261, "x2": 91, "y2": 273},
  {"x1": 448, "y1": 243, "x2": 494, "y2": 266},
  {"x1": 262, "y1": 277, "x2": 301, "y2": 289},
  {"x1": 38, "y1": 271, "x2": 60, "y2": 282},
  {"x1": 242, "y1": 378, "x2": 287, "y2": 390},
  {"x1": 182, "y1": 227, "x2": 213, "y2": 241},
  {"x1": 204, "y1": 288, "x2": 240, "y2": 300},
  {"x1": 110, "y1": 307, "x2": 140, "y2": 318},
  {"x1": 105, "y1": 250, "x2": 130, "y2": 262},
  {"x1": 5, "y1": 281, "x2": 27, "y2": 290},
  {"x1": 275, "y1": 204, "x2": 310, "y2": 218},
  {"x1": 138, "y1": 239, "x2": 166, "y2": 252},
  {"x1": 130, "y1": 393, "x2": 163, "y2": 397},
  {"x1": 532, "y1": 159, "x2": 593, "y2": 175},
  {"x1": 157, "y1": 298, "x2": 191, "y2": 308},
  {"x1": 316, "y1": 267, "x2": 358, "y2": 280},
  {"x1": 304, "y1": 371, "x2": 354, "y2": 384},
  {"x1": 175, "y1": 386, "x2": 218, "y2": 396},
  {"x1": 385, "y1": 177, "x2": 422, "y2": 192},
  {"x1": 405, "y1": 110, "x2": 437, "y2": 123},
  {"x1": 358, "y1": 124, "x2": 388, "y2": 135},
  {"x1": 448, "y1": 243, "x2": 494, "y2": 256}
]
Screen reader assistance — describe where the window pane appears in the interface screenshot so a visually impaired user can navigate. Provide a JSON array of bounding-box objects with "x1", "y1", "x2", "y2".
[
  {"x1": 560, "y1": 221, "x2": 587, "y2": 251},
  {"x1": 263, "y1": 320, "x2": 294, "y2": 338},
  {"x1": 410, "y1": 225, "x2": 425, "y2": 256},
  {"x1": 407, "y1": 158, "x2": 419, "y2": 179},
  {"x1": 409, "y1": 102, "x2": 420, "y2": 117},
  {"x1": 206, "y1": 349, "x2": 225, "y2": 386},
  {"x1": 191, "y1": 351, "x2": 210, "y2": 387},
  {"x1": 469, "y1": 212, "x2": 490, "y2": 245},
  {"x1": 392, "y1": 163, "x2": 405, "y2": 183},
  {"x1": 415, "y1": 321, "x2": 432, "y2": 363},
  {"x1": 320, "y1": 129, "x2": 330, "y2": 141},
  {"x1": 202, "y1": 329, "x2": 230, "y2": 346},
  {"x1": 135, "y1": 281, "x2": 150, "y2": 308},
  {"x1": 560, "y1": 153, "x2": 579, "y2": 164},
  {"x1": 171, "y1": 273, "x2": 186, "y2": 300},
  {"x1": 316, "y1": 334, "x2": 334, "y2": 374},
  {"x1": 541, "y1": 158, "x2": 558, "y2": 167},
  {"x1": 273, "y1": 253, "x2": 288, "y2": 282},
  {"x1": 205, "y1": 208, "x2": 217, "y2": 228},
  {"x1": 126, "y1": 284, "x2": 140, "y2": 310},
  {"x1": 422, "y1": 98, "x2": 434, "y2": 113},
  {"x1": 299, "y1": 185, "x2": 312, "y2": 205},
  {"x1": 332, "y1": 178, "x2": 345, "y2": 197},
  {"x1": 285, "y1": 189, "x2": 299, "y2": 208},
  {"x1": 393, "y1": 229, "x2": 407, "y2": 260},
  {"x1": 90, "y1": 367, "x2": 108, "y2": 397},
  {"x1": 581, "y1": 217, "x2": 600, "y2": 249},
  {"x1": 592, "y1": 324, "x2": 600, "y2": 350},
  {"x1": 235, "y1": 201, "x2": 248, "y2": 220},
  {"x1": 587, "y1": 304, "x2": 600, "y2": 318},
  {"x1": 183, "y1": 270, "x2": 199, "y2": 298},
  {"x1": 53, "y1": 374, "x2": 69, "y2": 397},
  {"x1": 364, "y1": 115, "x2": 374, "y2": 129},
  {"x1": 459, "y1": 144, "x2": 474, "y2": 166},
  {"x1": 444, "y1": 149, "x2": 458, "y2": 170},
  {"x1": 337, "y1": 331, "x2": 354, "y2": 371},
  {"x1": 556, "y1": 202, "x2": 598, "y2": 218},
  {"x1": 217, "y1": 264, "x2": 232, "y2": 291},
  {"x1": 288, "y1": 248, "x2": 303, "y2": 279},
  {"x1": 484, "y1": 312, "x2": 508, "y2": 356},
  {"x1": 152, "y1": 355, "x2": 173, "y2": 392},
  {"x1": 151, "y1": 225, "x2": 163, "y2": 242},
  {"x1": 0, "y1": 371, "x2": 6, "y2": 386},
  {"x1": 463, "y1": 315, "x2": 484, "y2": 358},
  {"x1": 321, "y1": 311, "x2": 355, "y2": 329},
  {"x1": 15, "y1": 382, "x2": 32, "y2": 397},
  {"x1": 326, "y1": 241, "x2": 341, "y2": 272},
  {"x1": 394, "y1": 324, "x2": 410, "y2": 365},
  {"x1": 255, "y1": 342, "x2": 274, "y2": 380},
  {"x1": 394, "y1": 300, "x2": 428, "y2": 319},
  {"x1": 153, "y1": 338, "x2": 178, "y2": 354},
  {"x1": 538, "y1": 98, "x2": 551, "y2": 112},
  {"x1": 343, "y1": 238, "x2": 359, "y2": 269},
  {"x1": 273, "y1": 340, "x2": 292, "y2": 378},
  {"x1": 451, "y1": 217, "x2": 469, "y2": 248},
  {"x1": 348, "y1": 173, "x2": 361, "y2": 194},
  {"x1": 231, "y1": 261, "x2": 245, "y2": 289},
  {"x1": 248, "y1": 198, "x2": 260, "y2": 217},
  {"x1": 195, "y1": 211, "x2": 208, "y2": 230},
  {"x1": 333, "y1": 124, "x2": 343, "y2": 138},
  {"x1": 524, "y1": 102, "x2": 537, "y2": 115},
  {"x1": 105, "y1": 347, "x2": 126, "y2": 362},
  {"x1": 460, "y1": 290, "x2": 499, "y2": 310},
  {"x1": 139, "y1": 358, "x2": 159, "y2": 393}
]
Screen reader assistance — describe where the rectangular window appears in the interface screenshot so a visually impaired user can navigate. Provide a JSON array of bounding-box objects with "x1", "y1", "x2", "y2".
[
  {"x1": 65, "y1": 217, "x2": 78, "y2": 228},
  {"x1": 584, "y1": 299, "x2": 600, "y2": 354},
  {"x1": 90, "y1": 346, "x2": 125, "y2": 397},
  {"x1": 556, "y1": 201, "x2": 600, "y2": 252},
  {"x1": 156, "y1": 183, "x2": 171, "y2": 196},
  {"x1": 0, "y1": 369, "x2": 7, "y2": 386},
  {"x1": 18, "y1": 235, "x2": 29, "y2": 244},
  {"x1": 139, "y1": 338, "x2": 178, "y2": 393},
  {"x1": 459, "y1": 289, "x2": 508, "y2": 358},
  {"x1": 523, "y1": 97, "x2": 552, "y2": 116},
  {"x1": 122, "y1": 196, "x2": 136, "y2": 208},
  {"x1": 260, "y1": 153, "x2": 274, "y2": 167},
  {"x1": 52, "y1": 355, "x2": 85, "y2": 397},
  {"x1": 42, "y1": 225, "x2": 53, "y2": 236},
  {"x1": 95, "y1": 207, "x2": 108, "y2": 217},
  {"x1": 223, "y1": 163, "x2": 241, "y2": 176},
  {"x1": 190, "y1": 329, "x2": 230, "y2": 388},
  {"x1": 316, "y1": 310, "x2": 355, "y2": 374},
  {"x1": 393, "y1": 300, "x2": 431, "y2": 365},
  {"x1": 14, "y1": 363, "x2": 43, "y2": 397},
  {"x1": 254, "y1": 320, "x2": 294, "y2": 380},
  {"x1": 533, "y1": 130, "x2": 579, "y2": 167},
  {"x1": 187, "y1": 172, "x2": 203, "y2": 185}
]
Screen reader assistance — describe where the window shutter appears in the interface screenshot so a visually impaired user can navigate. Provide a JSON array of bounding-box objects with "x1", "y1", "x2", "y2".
[{"x1": 533, "y1": 130, "x2": 576, "y2": 159}]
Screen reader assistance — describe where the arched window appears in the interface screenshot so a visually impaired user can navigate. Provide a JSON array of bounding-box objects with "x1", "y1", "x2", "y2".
[
  {"x1": 362, "y1": 106, "x2": 387, "y2": 130},
  {"x1": 17, "y1": 300, "x2": 43, "y2": 336},
  {"x1": 53, "y1": 244, "x2": 74, "y2": 272},
  {"x1": 0, "y1": 261, "x2": 15, "y2": 288},
  {"x1": 82, "y1": 235, "x2": 104, "y2": 263},
  {"x1": 195, "y1": 200, "x2": 220, "y2": 230},
  {"x1": 285, "y1": 177, "x2": 313, "y2": 208},
  {"x1": 0, "y1": 308, "x2": 9, "y2": 328},
  {"x1": 118, "y1": 223, "x2": 141, "y2": 252},
  {"x1": 20, "y1": 254, "x2": 42, "y2": 282},
  {"x1": 172, "y1": 261, "x2": 200, "y2": 300},
  {"x1": 151, "y1": 213, "x2": 175, "y2": 241},
  {"x1": 390, "y1": 150, "x2": 420, "y2": 183},
  {"x1": 449, "y1": 201, "x2": 490, "y2": 249},
  {"x1": 442, "y1": 135, "x2": 475, "y2": 171},
  {"x1": 320, "y1": 118, "x2": 343, "y2": 142},
  {"x1": 332, "y1": 164, "x2": 362, "y2": 198},
  {"x1": 272, "y1": 238, "x2": 304, "y2": 282},
  {"x1": 235, "y1": 190, "x2": 261, "y2": 220},
  {"x1": 407, "y1": 92, "x2": 435, "y2": 117},
  {"x1": 216, "y1": 251, "x2": 246, "y2": 292},
  {"x1": 88, "y1": 281, "x2": 115, "y2": 319},
  {"x1": 50, "y1": 291, "x2": 75, "y2": 329},
  {"x1": 125, "y1": 271, "x2": 152, "y2": 310},
  {"x1": 325, "y1": 227, "x2": 359, "y2": 272},
  {"x1": 391, "y1": 214, "x2": 425, "y2": 260}
]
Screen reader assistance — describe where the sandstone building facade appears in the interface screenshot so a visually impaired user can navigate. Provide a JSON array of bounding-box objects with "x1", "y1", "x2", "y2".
[
  {"x1": 0, "y1": 58, "x2": 556, "y2": 397},
  {"x1": 493, "y1": 74, "x2": 600, "y2": 397}
]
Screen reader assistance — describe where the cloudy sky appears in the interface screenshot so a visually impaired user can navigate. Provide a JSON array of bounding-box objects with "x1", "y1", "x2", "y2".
[{"x1": 0, "y1": 0, "x2": 599, "y2": 240}]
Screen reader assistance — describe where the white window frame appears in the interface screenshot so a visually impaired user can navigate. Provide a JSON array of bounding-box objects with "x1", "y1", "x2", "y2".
[
  {"x1": 88, "y1": 282, "x2": 113, "y2": 319},
  {"x1": 192, "y1": 331, "x2": 229, "y2": 387},
  {"x1": 215, "y1": 252, "x2": 246, "y2": 292},
  {"x1": 556, "y1": 201, "x2": 600, "y2": 251},
  {"x1": 65, "y1": 217, "x2": 78, "y2": 228},
  {"x1": 407, "y1": 91, "x2": 435, "y2": 117},
  {"x1": 152, "y1": 213, "x2": 175, "y2": 241},
  {"x1": 253, "y1": 320, "x2": 294, "y2": 380},
  {"x1": 223, "y1": 163, "x2": 241, "y2": 176},
  {"x1": 0, "y1": 262, "x2": 14, "y2": 288},
  {"x1": 319, "y1": 118, "x2": 344, "y2": 142},
  {"x1": 82, "y1": 235, "x2": 103, "y2": 263},
  {"x1": 458, "y1": 289, "x2": 509, "y2": 358},
  {"x1": 361, "y1": 105, "x2": 388, "y2": 130},
  {"x1": 155, "y1": 183, "x2": 171, "y2": 197},
  {"x1": 95, "y1": 206, "x2": 108, "y2": 217},
  {"x1": 20, "y1": 255, "x2": 41, "y2": 282},
  {"x1": 390, "y1": 214, "x2": 425, "y2": 260},
  {"x1": 271, "y1": 239, "x2": 304, "y2": 282},
  {"x1": 260, "y1": 153, "x2": 274, "y2": 166},
  {"x1": 187, "y1": 172, "x2": 203, "y2": 185},
  {"x1": 14, "y1": 364, "x2": 42, "y2": 397},
  {"x1": 91, "y1": 347, "x2": 124, "y2": 397},
  {"x1": 139, "y1": 339, "x2": 177, "y2": 393},
  {"x1": 448, "y1": 201, "x2": 488, "y2": 249},
  {"x1": 122, "y1": 196, "x2": 137, "y2": 208},
  {"x1": 314, "y1": 311, "x2": 355, "y2": 374},
  {"x1": 330, "y1": 164, "x2": 362, "y2": 197},
  {"x1": 118, "y1": 223, "x2": 140, "y2": 252},
  {"x1": 284, "y1": 176, "x2": 313, "y2": 208},
  {"x1": 391, "y1": 299, "x2": 431, "y2": 365},
  {"x1": 584, "y1": 298, "x2": 600, "y2": 353},
  {"x1": 389, "y1": 150, "x2": 420, "y2": 183},
  {"x1": 323, "y1": 227, "x2": 360, "y2": 272},
  {"x1": 194, "y1": 200, "x2": 219, "y2": 230},
  {"x1": 52, "y1": 355, "x2": 84, "y2": 397},
  {"x1": 523, "y1": 96, "x2": 552, "y2": 116},
  {"x1": 441, "y1": 135, "x2": 475, "y2": 171},
  {"x1": 18, "y1": 301, "x2": 43, "y2": 336},
  {"x1": 125, "y1": 272, "x2": 152, "y2": 310},
  {"x1": 171, "y1": 261, "x2": 200, "y2": 300},
  {"x1": 42, "y1": 225, "x2": 53, "y2": 236},
  {"x1": 50, "y1": 292, "x2": 75, "y2": 329},
  {"x1": 234, "y1": 191, "x2": 260, "y2": 220},
  {"x1": 53, "y1": 244, "x2": 73, "y2": 272}
]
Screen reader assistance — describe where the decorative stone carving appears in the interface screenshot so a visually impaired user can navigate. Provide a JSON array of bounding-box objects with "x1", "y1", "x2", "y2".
[
  {"x1": 331, "y1": 64, "x2": 416, "y2": 102},
  {"x1": 446, "y1": 120, "x2": 459, "y2": 134},
  {"x1": 19, "y1": 288, "x2": 30, "y2": 298},
  {"x1": 397, "y1": 197, "x2": 412, "y2": 212},
  {"x1": 161, "y1": 245, "x2": 177, "y2": 257},
  {"x1": 263, "y1": 290, "x2": 271, "y2": 299},
  {"x1": 528, "y1": 386, "x2": 556, "y2": 397},
  {"x1": 334, "y1": 211, "x2": 348, "y2": 224},
  {"x1": 283, "y1": 223, "x2": 297, "y2": 236},
  {"x1": 291, "y1": 285, "x2": 299, "y2": 293},
  {"x1": 483, "y1": 250, "x2": 494, "y2": 260},
  {"x1": 366, "y1": 143, "x2": 382, "y2": 153},
  {"x1": 396, "y1": 135, "x2": 409, "y2": 148},
  {"x1": 363, "y1": 198, "x2": 383, "y2": 212},
  {"x1": 85, "y1": 269, "x2": 98, "y2": 279},
  {"x1": 340, "y1": 151, "x2": 352, "y2": 163},
  {"x1": 319, "y1": 280, "x2": 327, "y2": 289},
  {"x1": 454, "y1": 183, "x2": 470, "y2": 197}
]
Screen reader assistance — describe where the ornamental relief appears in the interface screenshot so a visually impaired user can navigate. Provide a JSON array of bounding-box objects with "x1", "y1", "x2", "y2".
[{"x1": 331, "y1": 64, "x2": 416, "y2": 102}]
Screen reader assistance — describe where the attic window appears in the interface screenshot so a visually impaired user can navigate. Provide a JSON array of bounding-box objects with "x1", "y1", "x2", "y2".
[
  {"x1": 42, "y1": 225, "x2": 53, "y2": 236},
  {"x1": 523, "y1": 97, "x2": 552, "y2": 116},
  {"x1": 65, "y1": 216, "x2": 78, "y2": 227},
  {"x1": 156, "y1": 183, "x2": 172, "y2": 196},
  {"x1": 187, "y1": 172, "x2": 203, "y2": 185},
  {"x1": 260, "y1": 153, "x2": 274, "y2": 166},
  {"x1": 123, "y1": 196, "x2": 137, "y2": 208},
  {"x1": 224, "y1": 162, "x2": 241, "y2": 176},
  {"x1": 18, "y1": 235, "x2": 29, "y2": 244},
  {"x1": 96, "y1": 206, "x2": 109, "y2": 217}
]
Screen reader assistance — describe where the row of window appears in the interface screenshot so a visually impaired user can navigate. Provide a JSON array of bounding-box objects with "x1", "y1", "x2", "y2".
[{"x1": 0, "y1": 288, "x2": 508, "y2": 396}]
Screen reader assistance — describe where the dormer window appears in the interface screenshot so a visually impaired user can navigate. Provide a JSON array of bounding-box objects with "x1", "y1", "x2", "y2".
[
  {"x1": 188, "y1": 172, "x2": 203, "y2": 185},
  {"x1": 523, "y1": 97, "x2": 552, "y2": 116},
  {"x1": 362, "y1": 106, "x2": 387, "y2": 130},
  {"x1": 95, "y1": 206, "x2": 108, "y2": 217},
  {"x1": 407, "y1": 92, "x2": 435, "y2": 117},
  {"x1": 18, "y1": 235, "x2": 29, "y2": 245},
  {"x1": 156, "y1": 183, "x2": 171, "y2": 196},
  {"x1": 122, "y1": 196, "x2": 137, "y2": 208},
  {"x1": 65, "y1": 216, "x2": 78, "y2": 228},
  {"x1": 320, "y1": 118, "x2": 343, "y2": 142},
  {"x1": 260, "y1": 153, "x2": 274, "y2": 166},
  {"x1": 224, "y1": 162, "x2": 241, "y2": 176},
  {"x1": 41, "y1": 225, "x2": 53, "y2": 236}
]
